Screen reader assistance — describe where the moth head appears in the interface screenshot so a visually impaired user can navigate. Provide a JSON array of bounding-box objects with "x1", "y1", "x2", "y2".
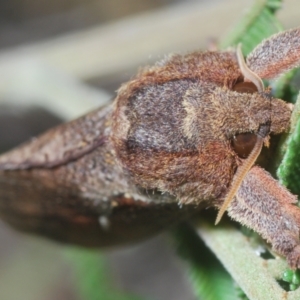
[
  {"x1": 216, "y1": 35, "x2": 297, "y2": 223},
  {"x1": 218, "y1": 37, "x2": 293, "y2": 221},
  {"x1": 234, "y1": 43, "x2": 292, "y2": 136}
]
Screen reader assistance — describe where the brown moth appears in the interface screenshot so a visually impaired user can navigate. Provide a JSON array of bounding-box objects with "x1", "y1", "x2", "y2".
[{"x1": 1, "y1": 28, "x2": 300, "y2": 268}]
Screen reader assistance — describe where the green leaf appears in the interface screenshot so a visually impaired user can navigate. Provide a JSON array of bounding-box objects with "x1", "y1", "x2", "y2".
[
  {"x1": 276, "y1": 91, "x2": 300, "y2": 195},
  {"x1": 172, "y1": 224, "x2": 238, "y2": 300},
  {"x1": 64, "y1": 248, "x2": 146, "y2": 300},
  {"x1": 220, "y1": 0, "x2": 283, "y2": 54},
  {"x1": 282, "y1": 270, "x2": 294, "y2": 283}
]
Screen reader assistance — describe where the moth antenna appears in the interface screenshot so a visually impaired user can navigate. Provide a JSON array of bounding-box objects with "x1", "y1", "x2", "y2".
[
  {"x1": 236, "y1": 44, "x2": 264, "y2": 92},
  {"x1": 215, "y1": 125, "x2": 269, "y2": 225}
]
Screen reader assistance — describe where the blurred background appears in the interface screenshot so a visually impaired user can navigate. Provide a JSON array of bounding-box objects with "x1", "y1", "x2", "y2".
[{"x1": 0, "y1": 0, "x2": 299, "y2": 299}]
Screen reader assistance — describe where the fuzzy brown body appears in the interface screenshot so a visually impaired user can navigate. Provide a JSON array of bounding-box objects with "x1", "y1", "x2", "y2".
[
  {"x1": 0, "y1": 104, "x2": 202, "y2": 247},
  {"x1": 112, "y1": 51, "x2": 289, "y2": 205},
  {"x1": 1, "y1": 28, "x2": 300, "y2": 268}
]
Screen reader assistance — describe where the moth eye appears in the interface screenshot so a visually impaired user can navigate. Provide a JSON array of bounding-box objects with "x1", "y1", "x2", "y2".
[
  {"x1": 232, "y1": 82, "x2": 258, "y2": 94},
  {"x1": 232, "y1": 133, "x2": 257, "y2": 158}
]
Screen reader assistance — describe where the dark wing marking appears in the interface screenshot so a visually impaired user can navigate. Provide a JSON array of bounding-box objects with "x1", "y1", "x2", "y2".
[
  {"x1": 0, "y1": 169, "x2": 197, "y2": 247},
  {"x1": 0, "y1": 103, "x2": 113, "y2": 170}
]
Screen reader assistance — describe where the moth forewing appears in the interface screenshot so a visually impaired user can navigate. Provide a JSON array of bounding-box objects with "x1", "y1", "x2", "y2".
[{"x1": 0, "y1": 103, "x2": 198, "y2": 247}]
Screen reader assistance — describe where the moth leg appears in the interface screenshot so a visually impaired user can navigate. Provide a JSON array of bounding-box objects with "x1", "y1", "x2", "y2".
[
  {"x1": 228, "y1": 166, "x2": 300, "y2": 269},
  {"x1": 247, "y1": 27, "x2": 300, "y2": 79},
  {"x1": 215, "y1": 124, "x2": 269, "y2": 224}
]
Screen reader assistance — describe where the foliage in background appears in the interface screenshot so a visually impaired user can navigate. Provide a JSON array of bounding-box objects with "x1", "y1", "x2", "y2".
[
  {"x1": 172, "y1": 224, "x2": 239, "y2": 300},
  {"x1": 65, "y1": 249, "x2": 145, "y2": 300},
  {"x1": 277, "y1": 90, "x2": 300, "y2": 195},
  {"x1": 220, "y1": 0, "x2": 282, "y2": 54}
]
